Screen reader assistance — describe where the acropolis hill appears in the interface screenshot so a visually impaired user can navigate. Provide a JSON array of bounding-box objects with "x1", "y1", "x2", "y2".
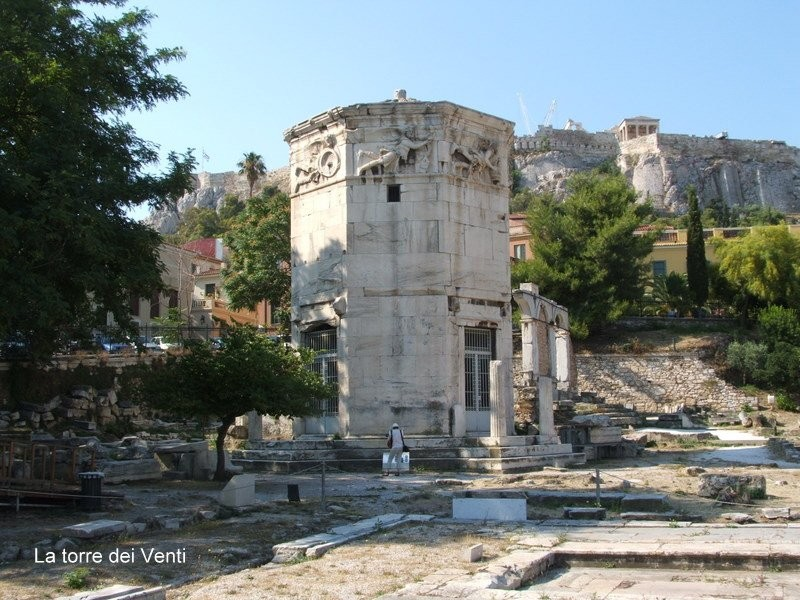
[
  {"x1": 516, "y1": 117, "x2": 800, "y2": 214},
  {"x1": 148, "y1": 114, "x2": 800, "y2": 234}
]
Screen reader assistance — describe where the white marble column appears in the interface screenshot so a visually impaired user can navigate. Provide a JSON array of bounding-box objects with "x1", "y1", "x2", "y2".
[
  {"x1": 247, "y1": 410, "x2": 263, "y2": 442},
  {"x1": 489, "y1": 360, "x2": 513, "y2": 437},
  {"x1": 536, "y1": 376, "x2": 559, "y2": 444}
]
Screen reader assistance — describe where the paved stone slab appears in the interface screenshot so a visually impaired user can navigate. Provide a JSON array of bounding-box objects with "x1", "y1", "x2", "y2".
[
  {"x1": 272, "y1": 513, "x2": 432, "y2": 562},
  {"x1": 620, "y1": 511, "x2": 680, "y2": 521},
  {"x1": 620, "y1": 492, "x2": 668, "y2": 511},
  {"x1": 330, "y1": 513, "x2": 404, "y2": 535},
  {"x1": 55, "y1": 584, "x2": 166, "y2": 600},
  {"x1": 452, "y1": 497, "x2": 527, "y2": 522},
  {"x1": 61, "y1": 519, "x2": 129, "y2": 539}
]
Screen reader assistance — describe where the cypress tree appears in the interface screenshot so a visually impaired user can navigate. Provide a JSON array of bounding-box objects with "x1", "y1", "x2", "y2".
[{"x1": 686, "y1": 186, "x2": 709, "y2": 310}]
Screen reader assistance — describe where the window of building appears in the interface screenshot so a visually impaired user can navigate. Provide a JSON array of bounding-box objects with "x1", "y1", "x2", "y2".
[
  {"x1": 168, "y1": 289, "x2": 179, "y2": 309},
  {"x1": 149, "y1": 291, "x2": 160, "y2": 319},
  {"x1": 204, "y1": 283, "x2": 216, "y2": 297},
  {"x1": 387, "y1": 184, "x2": 401, "y2": 203},
  {"x1": 651, "y1": 260, "x2": 667, "y2": 278},
  {"x1": 464, "y1": 327, "x2": 494, "y2": 412},
  {"x1": 513, "y1": 244, "x2": 526, "y2": 260},
  {"x1": 302, "y1": 327, "x2": 339, "y2": 414},
  {"x1": 269, "y1": 303, "x2": 282, "y2": 325}
]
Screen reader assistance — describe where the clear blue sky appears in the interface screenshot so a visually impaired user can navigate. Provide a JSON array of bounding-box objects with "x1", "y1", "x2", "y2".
[{"x1": 100, "y1": 0, "x2": 799, "y2": 216}]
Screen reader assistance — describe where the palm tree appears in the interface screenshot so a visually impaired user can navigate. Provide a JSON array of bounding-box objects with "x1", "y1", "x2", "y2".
[
  {"x1": 237, "y1": 152, "x2": 267, "y2": 198},
  {"x1": 648, "y1": 272, "x2": 692, "y2": 317}
]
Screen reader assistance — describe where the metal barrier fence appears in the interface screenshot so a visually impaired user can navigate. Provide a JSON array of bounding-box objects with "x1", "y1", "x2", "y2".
[{"x1": 0, "y1": 439, "x2": 95, "y2": 488}]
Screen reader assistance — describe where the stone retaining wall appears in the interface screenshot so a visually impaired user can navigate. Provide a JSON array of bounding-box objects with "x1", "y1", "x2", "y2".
[{"x1": 574, "y1": 353, "x2": 751, "y2": 414}]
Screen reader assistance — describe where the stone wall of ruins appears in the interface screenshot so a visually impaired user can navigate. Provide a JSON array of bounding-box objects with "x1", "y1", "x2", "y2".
[{"x1": 574, "y1": 353, "x2": 751, "y2": 414}]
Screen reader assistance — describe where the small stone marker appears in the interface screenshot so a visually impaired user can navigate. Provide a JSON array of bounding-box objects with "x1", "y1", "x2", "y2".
[
  {"x1": 465, "y1": 543, "x2": 483, "y2": 563},
  {"x1": 563, "y1": 506, "x2": 606, "y2": 520},
  {"x1": 219, "y1": 473, "x2": 255, "y2": 508}
]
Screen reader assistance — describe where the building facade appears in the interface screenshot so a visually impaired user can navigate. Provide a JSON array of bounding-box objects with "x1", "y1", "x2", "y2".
[{"x1": 285, "y1": 94, "x2": 515, "y2": 438}]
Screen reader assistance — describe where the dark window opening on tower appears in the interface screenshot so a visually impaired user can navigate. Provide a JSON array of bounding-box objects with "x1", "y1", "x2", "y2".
[{"x1": 387, "y1": 184, "x2": 401, "y2": 203}]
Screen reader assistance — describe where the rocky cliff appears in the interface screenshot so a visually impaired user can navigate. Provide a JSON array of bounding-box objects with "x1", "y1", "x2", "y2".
[
  {"x1": 148, "y1": 126, "x2": 800, "y2": 233},
  {"x1": 146, "y1": 166, "x2": 290, "y2": 234},
  {"x1": 515, "y1": 127, "x2": 800, "y2": 214}
]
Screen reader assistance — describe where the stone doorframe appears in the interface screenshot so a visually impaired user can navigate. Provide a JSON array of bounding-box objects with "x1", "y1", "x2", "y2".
[{"x1": 512, "y1": 283, "x2": 572, "y2": 444}]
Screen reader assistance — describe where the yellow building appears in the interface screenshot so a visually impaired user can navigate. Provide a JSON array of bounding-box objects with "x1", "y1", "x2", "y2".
[
  {"x1": 510, "y1": 219, "x2": 800, "y2": 278},
  {"x1": 643, "y1": 224, "x2": 800, "y2": 278}
]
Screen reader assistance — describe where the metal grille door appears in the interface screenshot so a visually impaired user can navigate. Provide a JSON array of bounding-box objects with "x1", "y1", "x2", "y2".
[
  {"x1": 303, "y1": 328, "x2": 338, "y2": 415},
  {"x1": 464, "y1": 327, "x2": 492, "y2": 413}
]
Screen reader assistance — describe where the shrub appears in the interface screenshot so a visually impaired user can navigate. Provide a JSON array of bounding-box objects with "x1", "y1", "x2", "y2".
[
  {"x1": 757, "y1": 342, "x2": 800, "y2": 389},
  {"x1": 726, "y1": 340, "x2": 767, "y2": 385},
  {"x1": 776, "y1": 393, "x2": 798, "y2": 412},
  {"x1": 64, "y1": 567, "x2": 90, "y2": 589},
  {"x1": 758, "y1": 306, "x2": 800, "y2": 347}
]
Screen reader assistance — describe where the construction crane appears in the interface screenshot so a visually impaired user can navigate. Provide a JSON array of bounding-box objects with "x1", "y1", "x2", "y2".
[
  {"x1": 542, "y1": 99, "x2": 557, "y2": 128},
  {"x1": 516, "y1": 93, "x2": 532, "y2": 135}
]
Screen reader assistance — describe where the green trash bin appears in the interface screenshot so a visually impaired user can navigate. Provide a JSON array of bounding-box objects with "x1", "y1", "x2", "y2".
[{"x1": 78, "y1": 471, "x2": 104, "y2": 510}]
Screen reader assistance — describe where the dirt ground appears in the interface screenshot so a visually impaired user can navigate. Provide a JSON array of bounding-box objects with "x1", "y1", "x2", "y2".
[{"x1": 2, "y1": 421, "x2": 800, "y2": 600}]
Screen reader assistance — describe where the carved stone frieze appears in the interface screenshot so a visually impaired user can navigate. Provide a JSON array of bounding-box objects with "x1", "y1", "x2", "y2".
[
  {"x1": 294, "y1": 134, "x2": 340, "y2": 192},
  {"x1": 448, "y1": 138, "x2": 501, "y2": 184},
  {"x1": 356, "y1": 128, "x2": 431, "y2": 177}
]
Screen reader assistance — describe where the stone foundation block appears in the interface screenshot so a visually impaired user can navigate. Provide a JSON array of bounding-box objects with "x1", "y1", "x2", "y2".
[{"x1": 452, "y1": 497, "x2": 527, "y2": 522}]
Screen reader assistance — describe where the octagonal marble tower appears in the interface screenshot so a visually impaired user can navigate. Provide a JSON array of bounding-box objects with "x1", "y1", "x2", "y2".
[{"x1": 285, "y1": 94, "x2": 515, "y2": 438}]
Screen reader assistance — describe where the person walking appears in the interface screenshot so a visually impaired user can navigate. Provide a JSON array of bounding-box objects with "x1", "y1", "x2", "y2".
[{"x1": 385, "y1": 423, "x2": 405, "y2": 476}]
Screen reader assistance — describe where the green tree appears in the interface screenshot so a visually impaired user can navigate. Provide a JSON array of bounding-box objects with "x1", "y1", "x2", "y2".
[
  {"x1": 712, "y1": 226, "x2": 800, "y2": 318},
  {"x1": 218, "y1": 193, "x2": 245, "y2": 225},
  {"x1": 168, "y1": 206, "x2": 223, "y2": 244},
  {"x1": 129, "y1": 327, "x2": 332, "y2": 480},
  {"x1": 237, "y1": 152, "x2": 267, "y2": 198},
  {"x1": 685, "y1": 186, "x2": 709, "y2": 309},
  {"x1": 757, "y1": 305, "x2": 800, "y2": 348},
  {"x1": 514, "y1": 167, "x2": 654, "y2": 337},
  {"x1": 736, "y1": 205, "x2": 785, "y2": 227},
  {"x1": 703, "y1": 197, "x2": 732, "y2": 227},
  {"x1": 0, "y1": 0, "x2": 195, "y2": 358},
  {"x1": 510, "y1": 188, "x2": 544, "y2": 214},
  {"x1": 758, "y1": 341, "x2": 800, "y2": 390},
  {"x1": 223, "y1": 187, "x2": 291, "y2": 315},
  {"x1": 726, "y1": 340, "x2": 767, "y2": 386},
  {"x1": 509, "y1": 164, "x2": 524, "y2": 196},
  {"x1": 151, "y1": 307, "x2": 184, "y2": 343}
]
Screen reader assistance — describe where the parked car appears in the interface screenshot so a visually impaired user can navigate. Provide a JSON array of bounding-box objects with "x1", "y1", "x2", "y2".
[
  {"x1": 97, "y1": 336, "x2": 135, "y2": 353},
  {"x1": 152, "y1": 336, "x2": 181, "y2": 351},
  {"x1": 0, "y1": 334, "x2": 30, "y2": 360},
  {"x1": 209, "y1": 337, "x2": 225, "y2": 349},
  {"x1": 136, "y1": 336, "x2": 162, "y2": 352}
]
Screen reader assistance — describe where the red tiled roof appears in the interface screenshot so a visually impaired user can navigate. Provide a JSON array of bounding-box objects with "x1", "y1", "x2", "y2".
[{"x1": 182, "y1": 238, "x2": 218, "y2": 259}]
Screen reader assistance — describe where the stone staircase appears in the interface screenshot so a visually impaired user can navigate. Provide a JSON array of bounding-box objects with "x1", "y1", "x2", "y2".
[
  {"x1": 566, "y1": 392, "x2": 644, "y2": 429},
  {"x1": 231, "y1": 436, "x2": 585, "y2": 474}
]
